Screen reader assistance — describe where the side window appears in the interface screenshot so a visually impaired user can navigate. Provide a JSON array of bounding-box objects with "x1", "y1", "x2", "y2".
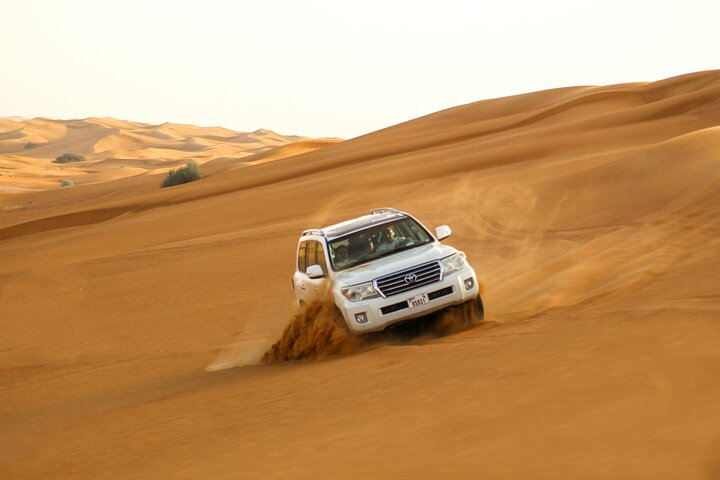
[
  {"x1": 297, "y1": 241, "x2": 307, "y2": 273},
  {"x1": 316, "y1": 242, "x2": 328, "y2": 274},
  {"x1": 306, "y1": 240, "x2": 317, "y2": 270}
]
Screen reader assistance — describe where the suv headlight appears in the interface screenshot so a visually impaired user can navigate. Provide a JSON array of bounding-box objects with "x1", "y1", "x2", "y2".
[
  {"x1": 441, "y1": 252, "x2": 467, "y2": 277},
  {"x1": 341, "y1": 282, "x2": 380, "y2": 302}
]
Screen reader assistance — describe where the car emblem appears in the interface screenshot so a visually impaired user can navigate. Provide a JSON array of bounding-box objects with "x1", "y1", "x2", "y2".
[{"x1": 404, "y1": 274, "x2": 417, "y2": 284}]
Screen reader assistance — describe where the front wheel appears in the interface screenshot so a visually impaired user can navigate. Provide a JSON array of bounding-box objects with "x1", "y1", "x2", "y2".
[
  {"x1": 461, "y1": 294, "x2": 484, "y2": 325},
  {"x1": 431, "y1": 295, "x2": 483, "y2": 336}
]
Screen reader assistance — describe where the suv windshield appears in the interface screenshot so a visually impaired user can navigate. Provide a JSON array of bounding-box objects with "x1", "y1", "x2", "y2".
[{"x1": 328, "y1": 217, "x2": 433, "y2": 271}]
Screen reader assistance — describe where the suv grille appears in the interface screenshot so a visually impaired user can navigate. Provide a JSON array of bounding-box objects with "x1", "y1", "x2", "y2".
[{"x1": 374, "y1": 261, "x2": 442, "y2": 297}]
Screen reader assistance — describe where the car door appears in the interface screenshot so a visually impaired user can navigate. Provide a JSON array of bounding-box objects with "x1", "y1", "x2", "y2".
[{"x1": 294, "y1": 240, "x2": 329, "y2": 304}]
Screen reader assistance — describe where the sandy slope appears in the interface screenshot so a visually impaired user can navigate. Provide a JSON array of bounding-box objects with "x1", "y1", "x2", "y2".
[
  {"x1": 1, "y1": 71, "x2": 720, "y2": 479},
  {"x1": 0, "y1": 117, "x2": 336, "y2": 193}
]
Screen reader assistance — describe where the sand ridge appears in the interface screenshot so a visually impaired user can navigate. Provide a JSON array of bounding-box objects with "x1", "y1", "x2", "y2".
[
  {"x1": 0, "y1": 117, "x2": 339, "y2": 193},
  {"x1": 1, "y1": 70, "x2": 720, "y2": 479}
]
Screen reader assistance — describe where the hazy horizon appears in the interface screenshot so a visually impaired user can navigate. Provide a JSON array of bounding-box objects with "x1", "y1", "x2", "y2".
[{"x1": 1, "y1": 0, "x2": 718, "y2": 139}]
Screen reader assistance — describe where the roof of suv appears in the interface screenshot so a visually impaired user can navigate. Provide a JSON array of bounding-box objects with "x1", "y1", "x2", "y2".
[{"x1": 302, "y1": 208, "x2": 407, "y2": 240}]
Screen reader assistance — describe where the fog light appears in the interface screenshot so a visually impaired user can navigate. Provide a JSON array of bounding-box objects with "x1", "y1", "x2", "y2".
[
  {"x1": 464, "y1": 278, "x2": 475, "y2": 290},
  {"x1": 354, "y1": 312, "x2": 368, "y2": 324}
]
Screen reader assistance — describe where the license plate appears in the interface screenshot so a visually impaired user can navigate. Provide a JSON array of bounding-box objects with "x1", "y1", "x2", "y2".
[{"x1": 407, "y1": 293, "x2": 429, "y2": 309}]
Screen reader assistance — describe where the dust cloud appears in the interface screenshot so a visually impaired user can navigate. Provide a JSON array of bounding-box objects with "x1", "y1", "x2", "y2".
[
  {"x1": 207, "y1": 296, "x2": 485, "y2": 369},
  {"x1": 262, "y1": 302, "x2": 364, "y2": 363},
  {"x1": 206, "y1": 340, "x2": 271, "y2": 371},
  {"x1": 262, "y1": 295, "x2": 485, "y2": 364}
]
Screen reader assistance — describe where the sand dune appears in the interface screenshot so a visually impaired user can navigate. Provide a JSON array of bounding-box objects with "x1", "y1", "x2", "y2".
[
  {"x1": 0, "y1": 117, "x2": 332, "y2": 193},
  {"x1": 1, "y1": 70, "x2": 719, "y2": 479}
]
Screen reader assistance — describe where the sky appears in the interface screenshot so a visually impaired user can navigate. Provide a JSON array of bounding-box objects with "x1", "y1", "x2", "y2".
[{"x1": 1, "y1": 0, "x2": 718, "y2": 139}]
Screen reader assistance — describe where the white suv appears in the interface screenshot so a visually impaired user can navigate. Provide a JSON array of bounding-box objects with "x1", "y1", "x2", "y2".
[{"x1": 292, "y1": 208, "x2": 483, "y2": 335}]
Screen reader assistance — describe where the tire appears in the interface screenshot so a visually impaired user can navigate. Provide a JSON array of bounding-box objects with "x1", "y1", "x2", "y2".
[{"x1": 475, "y1": 295, "x2": 484, "y2": 320}]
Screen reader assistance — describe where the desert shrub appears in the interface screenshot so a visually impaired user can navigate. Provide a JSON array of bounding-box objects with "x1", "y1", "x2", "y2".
[
  {"x1": 162, "y1": 160, "x2": 201, "y2": 188},
  {"x1": 60, "y1": 179, "x2": 74, "y2": 187},
  {"x1": 53, "y1": 153, "x2": 86, "y2": 164}
]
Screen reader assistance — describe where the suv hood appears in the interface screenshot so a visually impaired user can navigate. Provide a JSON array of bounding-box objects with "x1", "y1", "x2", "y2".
[{"x1": 334, "y1": 243, "x2": 457, "y2": 286}]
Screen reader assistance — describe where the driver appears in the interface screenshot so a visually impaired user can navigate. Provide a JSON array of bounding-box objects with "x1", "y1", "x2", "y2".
[{"x1": 374, "y1": 224, "x2": 402, "y2": 255}]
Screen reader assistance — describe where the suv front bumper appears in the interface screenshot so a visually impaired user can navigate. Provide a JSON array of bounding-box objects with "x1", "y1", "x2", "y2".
[{"x1": 337, "y1": 266, "x2": 480, "y2": 335}]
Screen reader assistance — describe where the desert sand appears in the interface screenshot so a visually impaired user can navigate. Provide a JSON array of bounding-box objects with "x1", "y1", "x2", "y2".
[{"x1": 1, "y1": 70, "x2": 719, "y2": 479}]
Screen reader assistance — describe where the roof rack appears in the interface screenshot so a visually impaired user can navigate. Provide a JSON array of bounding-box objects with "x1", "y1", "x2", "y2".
[
  {"x1": 369, "y1": 207, "x2": 399, "y2": 215},
  {"x1": 301, "y1": 229, "x2": 325, "y2": 237}
]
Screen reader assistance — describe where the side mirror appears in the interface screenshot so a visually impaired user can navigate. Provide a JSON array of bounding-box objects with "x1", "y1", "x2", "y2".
[
  {"x1": 306, "y1": 264, "x2": 325, "y2": 279},
  {"x1": 435, "y1": 225, "x2": 452, "y2": 241}
]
